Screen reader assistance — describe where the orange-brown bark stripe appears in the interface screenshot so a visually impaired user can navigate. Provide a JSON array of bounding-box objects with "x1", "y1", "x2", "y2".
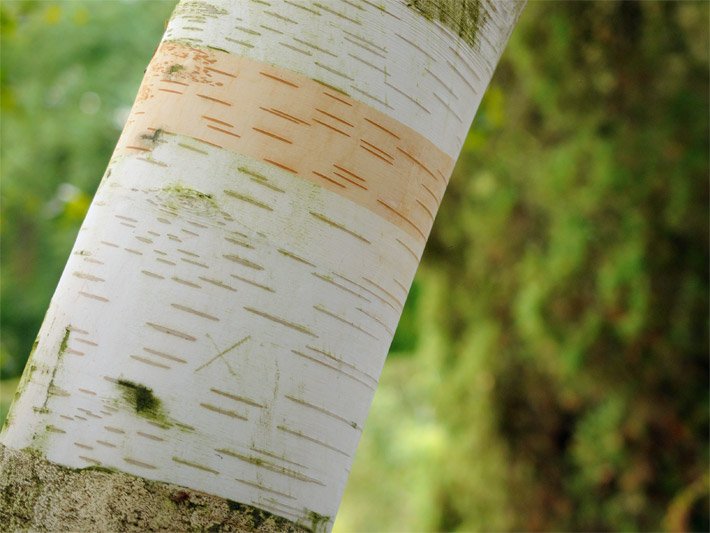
[{"x1": 115, "y1": 42, "x2": 454, "y2": 240}]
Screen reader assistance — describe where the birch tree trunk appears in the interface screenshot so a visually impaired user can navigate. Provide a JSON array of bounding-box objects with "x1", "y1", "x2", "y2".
[{"x1": 0, "y1": 1, "x2": 524, "y2": 530}]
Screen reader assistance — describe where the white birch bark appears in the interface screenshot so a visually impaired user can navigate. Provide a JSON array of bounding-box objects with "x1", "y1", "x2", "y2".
[{"x1": 1, "y1": 1, "x2": 524, "y2": 530}]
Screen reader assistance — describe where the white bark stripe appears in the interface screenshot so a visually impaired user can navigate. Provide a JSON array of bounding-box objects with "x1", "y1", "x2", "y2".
[
  {"x1": 1, "y1": 134, "x2": 424, "y2": 527},
  {"x1": 1, "y1": 1, "x2": 525, "y2": 529},
  {"x1": 163, "y1": 0, "x2": 523, "y2": 158},
  {"x1": 116, "y1": 41, "x2": 453, "y2": 242}
]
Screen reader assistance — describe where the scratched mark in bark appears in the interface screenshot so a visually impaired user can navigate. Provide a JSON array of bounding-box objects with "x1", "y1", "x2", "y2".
[{"x1": 194, "y1": 334, "x2": 251, "y2": 375}]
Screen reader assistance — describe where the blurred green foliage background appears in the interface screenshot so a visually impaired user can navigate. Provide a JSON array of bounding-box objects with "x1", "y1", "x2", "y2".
[{"x1": 1, "y1": 1, "x2": 707, "y2": 531}]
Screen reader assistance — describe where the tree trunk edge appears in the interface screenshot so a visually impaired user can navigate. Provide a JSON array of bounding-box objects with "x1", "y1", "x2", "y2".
[{"x1": 0, "y1": 444, "x2": 309, "y2": 532}]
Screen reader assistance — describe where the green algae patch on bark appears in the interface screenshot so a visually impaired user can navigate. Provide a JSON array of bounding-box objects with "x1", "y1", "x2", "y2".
[
  {"x1": 169, "y1": 0, "x2": 228, "y2": 21},
  {"x1": 0, "y1": 444, "x2": 306, "y2": 532},
  {"x1": 58, "y1": 327, "x2": 71, "y2": 357},
  {"x1": 306, "y1": 510, "x2": 331, "y2": 533},
  {"x1": 159, "y1": 183, "x2": 221, "y2": 217},
  {"x1": 408, "y1": 0, "x2": 482, "y2": 48},
  {"x1": 116, "y1": 379, "x2": 170, "y2": 426},
  {"x1": 3, "y1": 326, "x2": 73, "y2": 439}
]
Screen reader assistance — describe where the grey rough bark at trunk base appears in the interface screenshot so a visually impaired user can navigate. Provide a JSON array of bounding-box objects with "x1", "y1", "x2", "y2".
[{"x1": 0, "y1": 444, "x2": 308, "y2": 532}]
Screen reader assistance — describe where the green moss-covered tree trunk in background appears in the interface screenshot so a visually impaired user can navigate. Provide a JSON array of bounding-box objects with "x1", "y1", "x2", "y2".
[{"x1": 419, "y1": 1, "x2": 709, "y2": 531}]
